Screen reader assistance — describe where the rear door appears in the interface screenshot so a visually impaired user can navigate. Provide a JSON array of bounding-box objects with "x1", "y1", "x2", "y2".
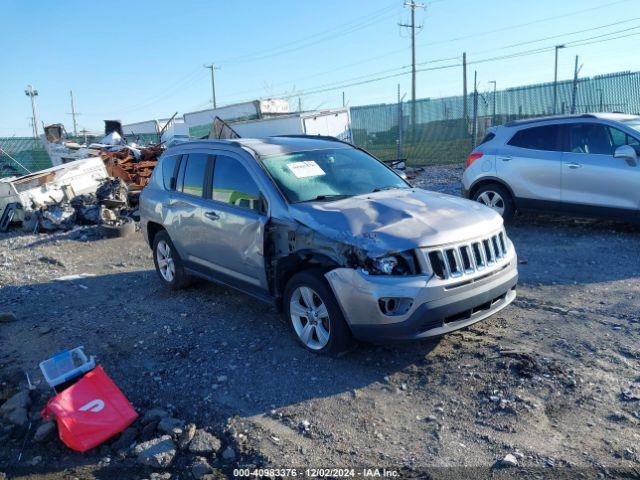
[
  {"x1": 162, "y1": 152, "x2": 212, "y2": 260},
  {"x1": 561, "y1": 122, "x2": 640, "y2": 211},
  {"x1": 497, "y1": 124, "x2": 563, "y2": 206},
  {"x1": 195, "y1": 152, "x2": 269, "y2": 291}
]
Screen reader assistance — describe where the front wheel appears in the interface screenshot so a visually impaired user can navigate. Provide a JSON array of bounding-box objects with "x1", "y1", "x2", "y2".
[
  {"x1": 283, "y1": 270, "x2": 353, "y2": 356},
  {"x1": 472, "y1": 183, "x2": 515, "y2": 222}
]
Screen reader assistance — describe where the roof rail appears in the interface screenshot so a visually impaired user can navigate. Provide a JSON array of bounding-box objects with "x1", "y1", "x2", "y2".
[
  {"x1": 273, "y1": 134, "x2": 354, "y2": 146},
  {"x1": 504, "y1": 114, "x2": 596, "y2": 127}
]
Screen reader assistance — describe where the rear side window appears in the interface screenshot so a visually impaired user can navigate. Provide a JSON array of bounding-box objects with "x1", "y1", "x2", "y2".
[
  {"x1": 479, "y1": 132, "x2": 495, "y2": 145},
  {"x1": 508, "y1": 125, "x2": 560, "y2": 151},
  {"x1": 181, "y1": 153, "x2": 209, "y2": 197},
  {"x1": 162, "y1": 155, "x2": 180, "y2": 190},
  {"x1": 211, "y1": 155, "x2": 262, "y2": 212}
]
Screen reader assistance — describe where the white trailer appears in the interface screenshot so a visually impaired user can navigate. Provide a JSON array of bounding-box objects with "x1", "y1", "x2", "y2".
[
  {"x1": 228, "y1": 108, "x2": 352, "y2": 142},
  {"x1": 184, "y1": 99, "x2": 291, "y2": 137},
  {"x1": 122, "y1": 118, "x2": 186, "y2": 136}
]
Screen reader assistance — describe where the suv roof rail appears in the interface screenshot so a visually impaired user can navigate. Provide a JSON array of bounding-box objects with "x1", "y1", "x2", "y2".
[
  {"x1": 504, "y1": 114, "x2": 597, "y2": 127},
  {"x1": 273, "y1": 134, "x2": 354, "y2": 146}
]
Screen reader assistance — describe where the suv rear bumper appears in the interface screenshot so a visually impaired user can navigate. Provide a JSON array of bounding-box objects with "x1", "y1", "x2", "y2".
[{"x1": 325, "y1": 257, "x2": 517, "y2": 342}]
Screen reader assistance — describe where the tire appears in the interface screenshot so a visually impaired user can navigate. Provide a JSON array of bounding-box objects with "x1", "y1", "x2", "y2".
[
  {"x1": 152, "y1": 230, "x2": 192, "y2": 290},
  {"x1": 283, "y1": 269, "x2": 353, "y2": 356},
  {"x1": 472, "y1": 183, "x2": 515, "y2": 222}
]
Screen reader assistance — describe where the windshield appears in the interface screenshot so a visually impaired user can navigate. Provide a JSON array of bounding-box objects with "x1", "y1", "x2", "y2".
[
  {"x1": 622, "y1": 119, "x2": 640, "y2": 135},
  {"x1": 262, "y1": 148, "x2": 408, "y2": 203}
]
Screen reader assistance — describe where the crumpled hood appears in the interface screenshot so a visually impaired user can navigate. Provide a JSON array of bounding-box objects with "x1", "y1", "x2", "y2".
[{"x1": 287, "y1": 188, "x2": 503, "y2": 257}]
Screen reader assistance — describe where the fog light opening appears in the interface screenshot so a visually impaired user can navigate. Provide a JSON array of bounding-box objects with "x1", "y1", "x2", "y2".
[{"x1": 378, "y1": 297, "x2": 413, "y2": 316}]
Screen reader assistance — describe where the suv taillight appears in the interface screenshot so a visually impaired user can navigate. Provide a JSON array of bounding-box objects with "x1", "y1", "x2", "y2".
[{"x1": 465, "y1": 152, "x2": 483, "y2": 168}]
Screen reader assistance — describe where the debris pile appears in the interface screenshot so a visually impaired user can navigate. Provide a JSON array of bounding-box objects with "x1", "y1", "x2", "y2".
[
  {"x1": 20, "y1": 177, "x2": 135, "y2": 234},
  {"x1": 101, "y1": 145, "x2": 163, "y2": 193}
]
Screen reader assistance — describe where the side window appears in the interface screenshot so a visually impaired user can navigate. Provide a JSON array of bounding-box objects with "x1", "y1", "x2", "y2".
[
  {"x1": 568, "y1": 123, "x2": 614, "y2": 155},
  {"x1": 507, "y1": 125, "x2": 560, "y2": 151},
  {"x1": 211, "y1": 155, "x2": 263, "y2": 212},
  {"x1": 161, "y1": 155, "x2": 180, "y2": 190},
  {"x1": 181, "y1": 153, "x2": 209, "y2": 197},
  {"x1": 608, "y1": 126, "x2": 640, "y2": 148}
]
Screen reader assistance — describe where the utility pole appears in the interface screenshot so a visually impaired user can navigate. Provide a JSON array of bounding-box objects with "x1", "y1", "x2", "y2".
[
  {"x1": 342, "y1": 91, "x2": 345, "y2": 108},
  {"x1": 570, "y1": 55, "x2": 582, "y2": 114},
  {"x1": 400, "y1": 1, "x2": 425, "y2": 140},
  {"x1": 204, "y1": 64, "x2": 219, "y2": 109},
  {"x1": 24, "y1": 85, "x2": 39, "y2": 138},
  {"x1": 471, "y1": 71, "x2": 478, "y2": 149},
  {"x1": 552, "y1": 44, "x2": 565, "y2": 115},
  {"x1": 489, "y1": 80, "x2": 496, "y2": 125},
  {"x1": 462, "y1": 52, "x2": 468, "y2": 125},
  {"x1": 68, "y1": 90, "x2": 79, "y2": 136}
]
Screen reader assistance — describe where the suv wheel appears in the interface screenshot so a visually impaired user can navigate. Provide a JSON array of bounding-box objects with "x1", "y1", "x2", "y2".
[
  {"x1": 473, "y1": 183, "x2": 515, "y2": 222},
  {"x1": 152, "y1": 230, "x2": 191, "y2": 290},
  {"x1": 283, "y1": 270, "x2": 353, "y2": 356}
]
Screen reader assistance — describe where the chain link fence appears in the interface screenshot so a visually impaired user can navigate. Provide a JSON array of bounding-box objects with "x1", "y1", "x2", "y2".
[
  {"x1": 351, "y1": 70, "x2": 640, "y2": 165},
  {"x1": 2, "y1": 71, "x2": 639, "y2": 177}
]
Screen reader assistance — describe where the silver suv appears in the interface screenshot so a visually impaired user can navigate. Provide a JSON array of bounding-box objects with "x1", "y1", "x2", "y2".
[
  {"x1": 140, "y1": 137, "x2": 518, "y2": 355},
  {"x1": 462, "y1": 113, "x2": 640, "y2": 221}
]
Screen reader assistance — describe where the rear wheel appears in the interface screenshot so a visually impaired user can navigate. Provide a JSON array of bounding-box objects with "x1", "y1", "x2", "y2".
[
  {"x1": 283, "y1": 270, "x2": 353, "y2": 356},
  {"x1": 152, "y1": 230, "x2": 191, "y2": 290},
  {"x1": 472, "y1": 183, "x2": 515, "y2": 222}
]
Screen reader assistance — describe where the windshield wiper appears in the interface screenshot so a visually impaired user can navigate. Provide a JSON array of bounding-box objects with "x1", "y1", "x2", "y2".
[
  {"x1": 304, "y1": 194, "x2": 351, "y2": 202},
  {"x1": 371, "y1": 185, "x2": 403, "y2": 193}
]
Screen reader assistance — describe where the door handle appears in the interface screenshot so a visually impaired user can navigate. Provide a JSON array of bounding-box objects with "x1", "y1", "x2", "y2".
[
  {"x1": 498, "y1": 156, "x2": 512, "y2": 162},
  {"x1": 204, "y1": 211, "x2": 220, "y2": 221},
  {"x1": 566, "y1": 162, "x2": 582, "y2": 169}
]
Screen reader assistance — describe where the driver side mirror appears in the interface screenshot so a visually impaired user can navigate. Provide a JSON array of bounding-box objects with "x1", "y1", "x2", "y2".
[{"x1": 614, "y1": 145, "x2": 638, "y2": 166}]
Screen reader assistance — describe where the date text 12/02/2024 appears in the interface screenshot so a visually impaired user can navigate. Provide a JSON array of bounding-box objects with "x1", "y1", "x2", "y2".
[{"x1": 233, "y1": 468, "x2": 400, "y2": 477}]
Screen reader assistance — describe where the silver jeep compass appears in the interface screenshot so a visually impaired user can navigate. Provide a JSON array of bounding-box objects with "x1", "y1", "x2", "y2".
[{"x1": 140, "y1": 137, "x2": 518, "y2": 355}]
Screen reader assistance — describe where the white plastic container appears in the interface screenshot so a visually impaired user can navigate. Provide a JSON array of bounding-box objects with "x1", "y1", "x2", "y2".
[{"x1": 39, "y1": 346, "x2": 95, "y2": 390}]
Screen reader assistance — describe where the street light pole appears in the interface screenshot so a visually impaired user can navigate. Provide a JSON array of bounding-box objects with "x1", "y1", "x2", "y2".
[
  {"x1": 490, "y1": 81, "x2": 497, "y2": 123},
  {"x1": 24, "y1": 85, "x2": 39, "y2": 138},
  {"x1": 553, "y1": 45, "x2": 566, "y2": 115}
]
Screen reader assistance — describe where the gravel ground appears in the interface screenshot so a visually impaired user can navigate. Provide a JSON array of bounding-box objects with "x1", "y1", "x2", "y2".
[{"x1": 1, "y1": 164, "x2": 639, "y2": 479}]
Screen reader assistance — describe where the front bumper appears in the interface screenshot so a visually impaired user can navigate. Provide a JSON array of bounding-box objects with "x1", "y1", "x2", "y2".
[{"x1": 325, "y1": 256, "x2": 518, "y2": 342}]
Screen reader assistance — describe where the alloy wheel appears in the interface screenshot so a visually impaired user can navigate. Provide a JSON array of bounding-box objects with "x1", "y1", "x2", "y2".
[
  {"x1": 289, "y1": 286, "x2": 331, "y2": 350},
  {"x1": 156, "y1": 240, "x2": 176, "y2": 282},
  {"x1": 477, "y1": 190, "x2": 505, "y2": 216}
]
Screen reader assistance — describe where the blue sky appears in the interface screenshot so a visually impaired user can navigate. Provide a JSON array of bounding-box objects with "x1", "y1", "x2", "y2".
[{"x1": 1, "y1": 0, "x2": 639, "y2": 136}]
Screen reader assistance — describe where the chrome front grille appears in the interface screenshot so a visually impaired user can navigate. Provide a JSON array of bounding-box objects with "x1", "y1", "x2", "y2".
[{"x1": 422, "y1": 230, "x2": 510, "y2": 280}]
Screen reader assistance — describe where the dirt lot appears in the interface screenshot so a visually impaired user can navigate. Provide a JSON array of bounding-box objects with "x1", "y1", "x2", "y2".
[{"x1": 1, "y1": 165, "x2": 639, "y2": 479}]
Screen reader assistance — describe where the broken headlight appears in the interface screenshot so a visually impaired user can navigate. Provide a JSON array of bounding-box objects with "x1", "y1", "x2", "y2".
[{"x1": 368, "y1": 252, "x2": 417, "y2": 275}]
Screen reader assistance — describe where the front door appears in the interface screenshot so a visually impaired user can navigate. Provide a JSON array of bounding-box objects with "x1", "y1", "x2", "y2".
[
  {"x1": 194, "y1": 152, "x2": 268, "y2": 291},
  {"x1": 561, "y1": 122, "x2": 640, "y2": 212}
]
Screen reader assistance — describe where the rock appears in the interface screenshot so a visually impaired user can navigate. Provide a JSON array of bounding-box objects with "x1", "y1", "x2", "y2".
[
  {"x1": 178, "y1": 423, "x2": 196, "y2": 450},
  {"x1": 28, "y1": 455, "x2": 42, "y2": 466},
  {"x1": 1, "y1": 391, "x2": 31, "y2": 415},
  {"x1": 5, "y1": 408, "x2": 28, "y2": 427},
  {"x1": 221, "y1": 446, "x2": 236, "y2": 461},
  {"x1": 134, "y1": 435, "x2": 176, "y2": 469},
  {"x1": 0, "y1": 312, "x2": 17, "y2": 323},
  {"x1": 150, "y1": 473, "x2": 172, "y2": 480},
  {"x1": 112, "y1": 427, "x2": 137, "y2": 452},
  {"x1": 34, "y1": 422, "x2": 56, "y2": 442},
  {"x1": 158, "y1": 417, "x2": 184, "y2": 435},
  {"x1": 192, "y1": 457, "x2": 214, "y2": 479},
  {"x1": 141, "y1": 408, "x2": 169, "y2": 424},
  {"x1": 216, "y1": 375, "x2": 227, "y2": 383},
  {"x1": 500, "y1": 453, "x2": 519, "y2": 467},
  {"x1": 140, "y1": 421, "x2": 159, "y2": 441},
  {"x1": 189, "y1": 429, "x2": 222, "y2": 454},
  {"x1": 299, "y1": 420, "x2": 310, "y2": 430}
]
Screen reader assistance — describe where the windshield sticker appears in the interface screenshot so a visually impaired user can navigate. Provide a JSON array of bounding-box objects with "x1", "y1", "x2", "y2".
[{"x1": 286, "y1": 161, "x2": 326, "y2": 178}]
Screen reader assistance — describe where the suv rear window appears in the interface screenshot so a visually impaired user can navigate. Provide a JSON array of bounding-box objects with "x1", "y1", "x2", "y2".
[
  {"x1": 508, "y1": 125, "x2": 560, "y2": 151},
  {"x1": 162, "y1": 155, "x2": 180, "y2": 190},
  {"x1": 181, "y1": 153, "x2": 209, "y2": 197}
]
